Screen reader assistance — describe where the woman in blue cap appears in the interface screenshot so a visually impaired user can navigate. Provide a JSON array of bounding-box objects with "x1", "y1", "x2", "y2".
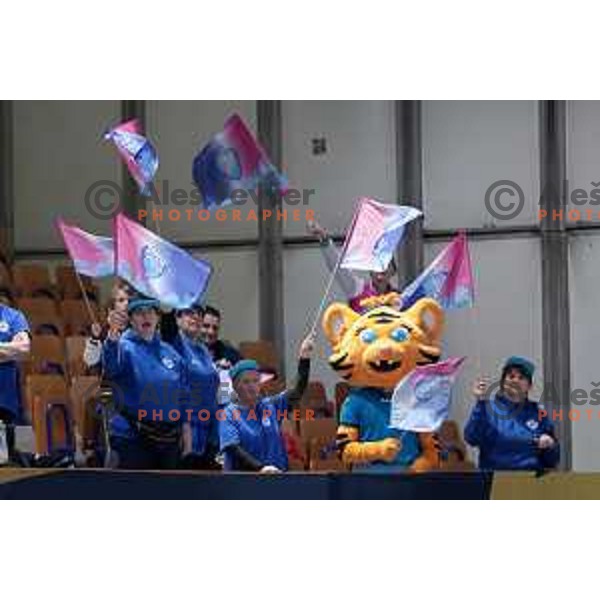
[
  {"x1": 160, "y1": 304, "x2": 220, "y2": 469},
  {"x1": 219, "y1": 335, "x2": 314, "y2": 472},
  {"x1": 102, "y1": 294, "x2": 192, "y2": 469},
  {"x1": 464, "y1": 356, "x2": 560, "y2": 471}
]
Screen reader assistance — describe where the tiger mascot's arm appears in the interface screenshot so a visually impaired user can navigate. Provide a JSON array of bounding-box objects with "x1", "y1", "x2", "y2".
[{"x1": 336, "y1": 425, "x2": 401, "y2": 466}]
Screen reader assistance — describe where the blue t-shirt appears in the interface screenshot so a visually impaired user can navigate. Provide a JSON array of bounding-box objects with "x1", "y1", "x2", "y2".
[
  {"x1": 339, "y1": 387, "x2": 420, "y2": 472},
  {"x1": 0, "y1": 304, "x2": 30, "y2": 417},
  {"x1": 219, "y1": 392, "x2": 289, "y2": 471}
]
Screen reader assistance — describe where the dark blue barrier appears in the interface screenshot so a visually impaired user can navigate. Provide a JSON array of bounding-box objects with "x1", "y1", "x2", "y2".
[{"x1": 0, "y1": 469, "x2": 492, "y2": 499}]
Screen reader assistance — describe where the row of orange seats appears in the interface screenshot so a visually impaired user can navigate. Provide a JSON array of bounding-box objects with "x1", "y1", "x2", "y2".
[
  {"x1": 21, "y1": 334, "x2": 92, "y2": 380},
  {"x1": 0, "y1": 261, "x2": 99, "y2": 301},
  {"x1": 16, "y1": 298, "x2": 101, "y2": 337}
]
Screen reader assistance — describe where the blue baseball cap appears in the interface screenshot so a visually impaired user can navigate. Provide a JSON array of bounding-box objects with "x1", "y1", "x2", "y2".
[
  {"x1": 502, "y1": 356, "x2": 535, "y2": 383},
  {"x1": 229, "y1": 359, "x2": 260, "y2": 382},
  {"x1": 127, "y1": 296, "x2": 161, "y2": 315}
]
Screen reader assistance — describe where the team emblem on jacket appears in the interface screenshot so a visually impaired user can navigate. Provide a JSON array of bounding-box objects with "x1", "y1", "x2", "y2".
[
  {"x1": 162, "y1": 356, "x2": 175, "y2": 369},
  {"x1": 0, "y1": 321, "x2": 8, "y2": 333},
  {"x1": 526, "y1": 418, "x2": 539, "y2": 431}
]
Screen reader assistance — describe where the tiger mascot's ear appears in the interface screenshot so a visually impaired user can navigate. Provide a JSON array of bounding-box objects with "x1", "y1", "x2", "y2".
[
  {"x1": 403, "y1": 298, "x2": 445, "y2": 344},
  {"x1": 322, "y1": 303, "x2": 360, "y2": 349}
]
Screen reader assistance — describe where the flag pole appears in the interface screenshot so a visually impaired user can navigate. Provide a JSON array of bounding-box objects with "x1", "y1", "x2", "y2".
[
  {"x1": 73, "y1": 268, "x2": 97, "y2": 325},
  {"x1": 308, "y1": 248, "x2": 345, "y2": 339},
  {"x1": 306, "y1": 200, "x2": 364, "y2": 339}
]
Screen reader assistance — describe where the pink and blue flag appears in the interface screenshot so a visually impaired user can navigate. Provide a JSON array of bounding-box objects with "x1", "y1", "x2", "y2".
[
  {"x1": 56, "y1": 219, "x2": 114, "y2": 278},
  {"x1": 114, "y1": 213, "x2": 212, "y2": 309},
  {"x1": 192, "y1": 113, "x2": 287, "y2": 209},
  {"x1": 104, "y1": 119, "x2": 159, "y2": 196},
  {"x1": 340, "y1": 198, "x2": 422, "y2": 272},
  {"x1": 390, "y1": 357, "x2": 466, "y2": 432},
  {"x1": 401, "y1": 231, "x2": 474, "y2": 310}
]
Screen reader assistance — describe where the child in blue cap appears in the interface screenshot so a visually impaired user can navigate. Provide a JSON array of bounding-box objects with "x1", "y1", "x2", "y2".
[
  {"x1": 219, "y1": 334, "x2": 314, "y2": 472},
  {"x1": 464, "y1": 355, "x2": 560, "y2": 471}
]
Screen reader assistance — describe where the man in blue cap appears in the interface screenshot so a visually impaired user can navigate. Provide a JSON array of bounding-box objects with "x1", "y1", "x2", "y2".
[{"x1": 464, "y1": 356, "x2": 560, "y2": 471}]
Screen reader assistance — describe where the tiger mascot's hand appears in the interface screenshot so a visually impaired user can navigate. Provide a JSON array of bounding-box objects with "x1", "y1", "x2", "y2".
[{"x1": 336, "y1": 425, "x2": 401, "y2": 465}]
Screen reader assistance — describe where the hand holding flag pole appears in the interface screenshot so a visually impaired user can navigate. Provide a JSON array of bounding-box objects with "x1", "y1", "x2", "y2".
[{"x1": 306, "y1": 198, "x2": 422, "y2": 339}]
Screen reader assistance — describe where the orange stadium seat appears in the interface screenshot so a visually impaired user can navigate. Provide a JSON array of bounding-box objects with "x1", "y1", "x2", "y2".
[
  {"x1": 26, "y1": 335, "x2": 67, "y2": 377},
  {"x1": 334, "y1": 382, "x2": 350, "y2": 415},
  {"x1": 300, "y1": 380, "x2": 331, "y2": 417},
  {"x1": 239, "y1": 340, "x2": 279, "y2": 373},
  {"x1": 17, "y1": 297, "x2": 64, "y2": 336},
  {"x1": 281, "y1": 418, "x2": 306, "y2": 470},
  {"x1": 300, "y1": 418, "x2": 344, "y2": 471},
  {"x1": 61, "y1": 299, "x2": 98, "y2": 336},
  {"x1": 65, "y1": 335, "x2": 88, "y2": 378},
  {"x1": 438, "y1": 420, "x2": 475, "y2": 471},
  {"x1": 24, "y1": 374, "x2": 68, "y2": 424},
  {"x1": 31, "y1": 394, "x2": 74, "y2": 455},
  {"x1": 55, "y1": 266, "x2": 99, "y2": 301},
  {"x1": 12, "y1": 264, "x2": 56, "y2": 298},
  {"x1": 25, "y1": 375, "x2": 74, "y2": 454},
  {"x1": 69, "y1": 375, "x2": 100, "y2": 435}
]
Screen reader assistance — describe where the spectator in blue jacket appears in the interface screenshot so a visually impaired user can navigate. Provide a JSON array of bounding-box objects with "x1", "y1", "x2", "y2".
[
  {"x1": 0, "y1": 300, "x2": 31, "y2": 459},
  {"x1": 464, "y1": 356, "x2": 559, "y2": 471},
  {"x1": 161, "y1": 304, "x2": 220, "y2": 469},
  {"x1": 102, "y1": 295, "x2": 192, "y2": 469}
]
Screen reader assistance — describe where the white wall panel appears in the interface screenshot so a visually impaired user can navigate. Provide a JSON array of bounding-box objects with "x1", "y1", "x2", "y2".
[
  {"x1": 13, "y1": 100, "x2": 121, "y2": 250},
  {"x1": 569, "y1": 232, "x2": 600, "y2": 470},
  {"x1": 191, "y1": 247, "x2": 259, "y2": 346},
  {"x1": 423, "y1": 101, "x2": 539, "y2": 230},
  {"x1": 282, "y1": 100, "x2": 396, "y2": 237},
  {"x1": 567, "y1": 101, "x2": 600, "y2": 224}
]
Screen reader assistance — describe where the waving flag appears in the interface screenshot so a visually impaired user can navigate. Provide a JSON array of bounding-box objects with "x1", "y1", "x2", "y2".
[
  {"x1": 390, "y1": 357, "x2": 466, "y2": 432},
  {"x1": 340, "y1": 198, "x2": 422, "y2": 272},
  {"x1": 105, "y1": 119, "x2": 158, "y2": 196},
  {"x1": 114, "y1": 213, "x2": 212, "y2": 309},
  {"x1": 192, "y1": 113, "x2": 287, "y2": 209},
  {"x1": 56, "y1": 219, "x2": 114, "y2": 278},
  {"x1": 401, "y1": 231, "x2": 474, "y2": 310}
]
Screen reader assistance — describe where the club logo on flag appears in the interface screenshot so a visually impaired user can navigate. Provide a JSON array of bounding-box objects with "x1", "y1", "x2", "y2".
[
  {"x1": 390, "y1": 356, "x2": 466, "y2": 432},
  {"x1": 141, "y1": 244, "x2": 168, "y2": 280},
  {"x1": 414, "y1": 375, "x2": 453, "y2": 402}
]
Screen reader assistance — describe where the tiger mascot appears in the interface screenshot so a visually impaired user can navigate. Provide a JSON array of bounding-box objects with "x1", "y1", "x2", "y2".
[{"x1": 322, "y1": 293, "x2": 445, "y2": 472}]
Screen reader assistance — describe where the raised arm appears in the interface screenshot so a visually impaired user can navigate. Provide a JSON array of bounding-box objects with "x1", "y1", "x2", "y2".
[
  {"x1": 307, "y1": 220, "x2": 363, "y2": 299},
  {"x1": 285, "y1": 335, "x2": 314, "y2": 409}
]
